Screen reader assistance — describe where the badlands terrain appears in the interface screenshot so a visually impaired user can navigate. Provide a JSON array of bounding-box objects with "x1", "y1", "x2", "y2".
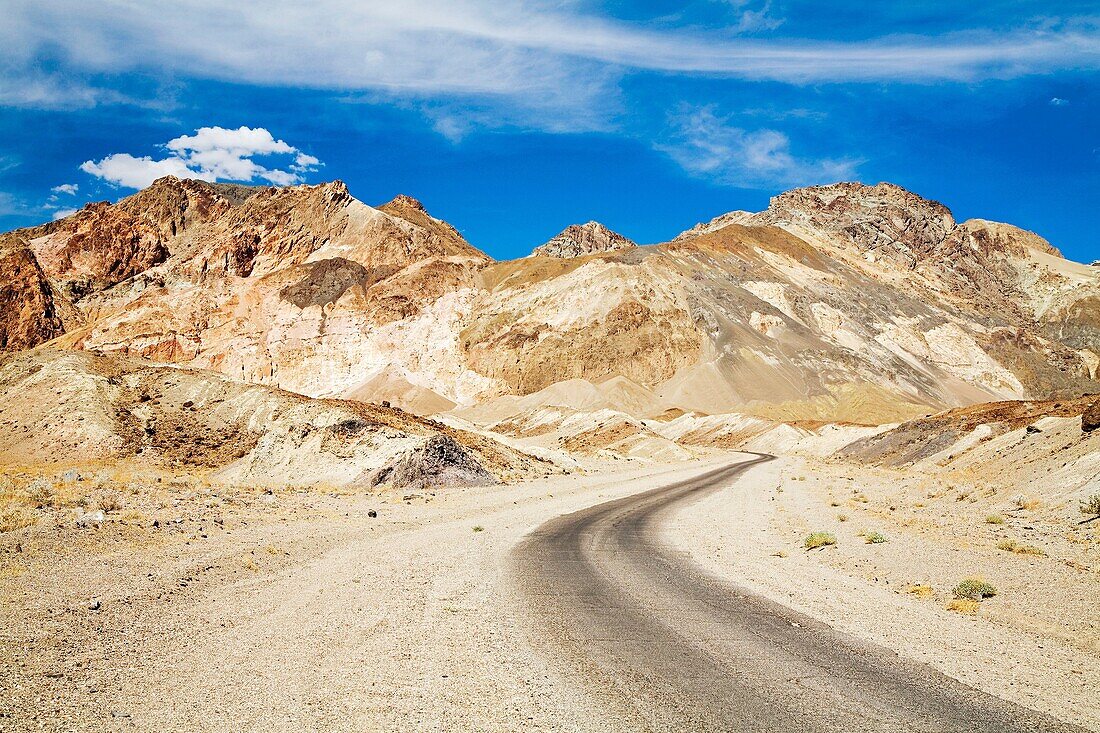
[{"x1": 1, "y1": 178, "x2": 1098, "y2": 731}]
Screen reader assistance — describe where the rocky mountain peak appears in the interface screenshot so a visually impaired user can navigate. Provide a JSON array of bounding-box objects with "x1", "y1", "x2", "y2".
[
  {"x1": 756, "y1": 181, "x2": 956, "y2": 268},
  {"x1": 531, "y1": 221, "x2": 636, "y2": 258},
  {"x1": 383, "y1": 194, "x2": 427, "y2": 212}
]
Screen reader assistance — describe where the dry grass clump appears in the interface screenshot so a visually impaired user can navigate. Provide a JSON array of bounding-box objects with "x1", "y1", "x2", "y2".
[
  {"x1": 905, "y1": 584, "x2": 933, "y2": 599},
  {"x1": 1080, "y1": 494, "x2": 1100, "y2": 518},
  {"x1": 472, "y1": 525, "x2": 485, "y2": 533},
  {"x1": 1013, "y1": 495, "x2": 1041, "y2": 511},
  {"x1": 947, "y1": 598, "x2": 980, "y2": 615},
  {"x1": 804, "y1": 531, "x2": 837, "y2": 549},
  {"x1": 837, "y1": 513, "x2": 849, "y2": 522},
  {"x1": 952, "y1": 577, "x2": 997, "y2": 601},
  {"x1": 984, "y1": 514, "x2": 1005, "y2": 524},
  {"x1": 863, "y1": 531, "x2": 888, "y2": 544},
  {"x1": 996, "y1": 539, "x2": 1045, "y2": 556}
]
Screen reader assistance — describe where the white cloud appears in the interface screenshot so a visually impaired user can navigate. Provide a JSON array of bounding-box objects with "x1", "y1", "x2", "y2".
[
  {"x1": 81, "y1": 153, "x2": 206, "y2": 189},
  {"x1": 80, "y1": 126, "x2": 322, "y2": 189},
  {"x1": 1049, "y1": 97, "x2": 1069, "y2": 105},
  {"x1": 51, "y1": 207, "x2": 79, "y2": 220},
  {"x1": 657, "y1": 106, "x2": 859, "y2": 189},
  {"x1": 51, "y1": 183, "x2": 79, "y2": 195},
  {"x1": 734, "y1": 1, "x2": 784, "y2": 33},
  {"x1": 0, "y1": 1, "x2": 1095, "y2": 131}
]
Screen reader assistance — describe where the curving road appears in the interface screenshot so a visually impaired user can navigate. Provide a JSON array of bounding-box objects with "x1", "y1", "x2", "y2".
[{"x1": 510, "y1": 454, "x2": 1081, "y2": 732}]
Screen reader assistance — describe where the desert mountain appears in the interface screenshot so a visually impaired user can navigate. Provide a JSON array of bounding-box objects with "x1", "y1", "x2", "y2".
[
  {"x1": 2, "y1": 177, "x2": 1097, "y2": 424},
  {"x1": 530, "y1": 221, "x2": 636, "y2": 258}
]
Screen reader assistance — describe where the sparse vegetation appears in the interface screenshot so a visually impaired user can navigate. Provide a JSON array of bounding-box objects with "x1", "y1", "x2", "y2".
[
  {"x1": 952, "y1": 578, "x2": 997, "y2": 601},
  {"x1": 1013, "y1": 495, "x2": 1041, "y2": 511},
  {"x1": 905, "y1": 584, "x2": 933, "y2": 598},
  {"x1": 947, "y1": 598, "x2": 980, "y2": 614},
  {"x1": 864, "y1": 531, "x2": 888, "y2": 544},
  {"x1": 837, "y1": 513, "x2": 849, "y2": 522},
  {"x1": 996, "y1": 539, "x2": 1044, "y2": 556},
  {"x1": 804, "y1": 531, "x2": 837, "y2": 549},
  {"x1": 1079, "y1": 494, "x2": 1100, "y2": 518},
  {"x1": 0, "y1": 507, "x2": 38, "y2": 533},
  {"x1": 472, "y1": 525, "x2": 485, "y2": 533},
  {"x1": 984, "y1": 514, "x2": 1005, "y2": 524}
]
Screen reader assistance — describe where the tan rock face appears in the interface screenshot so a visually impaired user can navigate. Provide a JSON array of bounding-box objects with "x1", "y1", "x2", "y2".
[
  {"x1": 530, "y1": 221, "x2": 636, "y2": 258},
  {"x1": 2, "y1": 177, "x2": 1097, "y2": 423},
  {"x1": 0, "y1": 238, "x2": 67, "y2": 350}
]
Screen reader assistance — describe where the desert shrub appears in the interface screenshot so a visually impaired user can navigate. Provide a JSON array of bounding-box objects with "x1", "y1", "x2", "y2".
[
  {"x1": 27, "y1": 478, "x2": 57, "y2": 507},
  {"x1": 952, "y1": 578, "x2": 997, "y2": 601},
  {"x1": 996, "y1": 539, "x2": 1044, "y2": 556},
  {"x1": 97, "y1": 491, "x2": 125, "y2": 513},
  {"x1": 947, "y1": 598, "x2": 980, "y2": 614},
  {"x1": 984, "y1": 514, "x2": 1005, "y2": 524},
  {"x1": 864, "y1": 531, "x2": 888, "y2": 544},
  {"x1": 804, "y1": 531, "x2": 837, "y2": 549},
  {"x1": 1013, "y1": 496, "x2": 1040, "y2": 511},
  {"x1": 905, "y1": 584, "x2": 933, "y2": 598},
  {"x1": 1080, "y1": 494, "x2": 1100, "y2": 518},
  {"x1": 837, "y1": 513, "x2": 849, "y2": 522},
  {"x1": 472, "y1": 525, "x2": 485, "y2": 533}
]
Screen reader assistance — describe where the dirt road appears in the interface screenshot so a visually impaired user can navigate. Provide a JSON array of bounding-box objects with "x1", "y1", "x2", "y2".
[
  {"x1": 511, "y1": 455, "x2": 1082, "y2": 732},
  {"x1": 2, "y1": 455, "x2": 1093, "y2": 731}
]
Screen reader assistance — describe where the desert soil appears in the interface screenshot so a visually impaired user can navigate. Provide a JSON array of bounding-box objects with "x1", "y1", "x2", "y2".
[{"x1": 2, "y1": 453, "x2": 1097, "y2": 731}]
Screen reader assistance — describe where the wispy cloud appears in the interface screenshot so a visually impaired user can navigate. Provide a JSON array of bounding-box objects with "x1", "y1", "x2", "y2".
[
  {"x1": 51, "y1": 183, "x2": 79, "y2": 195},
  {"x1": 657, "y1": 105, "x2": 859, "y2": 189},
  {"x1": 80, "y1": 126, "x2": 322, "y2": 189},
  {"x1": 1049, "y1": 96, "x2": 1069, "y2": 105},
  {"x1": 2, "y1": 2, "x2": 1096, "y2": 122}
]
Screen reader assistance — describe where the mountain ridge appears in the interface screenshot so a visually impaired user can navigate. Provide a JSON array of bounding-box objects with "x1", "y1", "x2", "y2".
[{"x1": 2, "y1": 177, "x2": 1096, "y2": 423}]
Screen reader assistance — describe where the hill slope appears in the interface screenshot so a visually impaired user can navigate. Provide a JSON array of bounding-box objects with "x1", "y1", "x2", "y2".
[{"x1": 1, "y1": 178, "x2": 1096, "y2": 422}]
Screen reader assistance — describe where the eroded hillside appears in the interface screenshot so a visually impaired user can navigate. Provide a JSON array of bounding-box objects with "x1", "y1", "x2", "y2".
[{"x1": 1, "y1": 177, "x2": 1096, "y2": 424}]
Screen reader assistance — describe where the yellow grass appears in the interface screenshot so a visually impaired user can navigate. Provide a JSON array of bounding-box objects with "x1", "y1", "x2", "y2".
[{"x1": 947, "y1": 598, "x2": 980, "y2": 615}]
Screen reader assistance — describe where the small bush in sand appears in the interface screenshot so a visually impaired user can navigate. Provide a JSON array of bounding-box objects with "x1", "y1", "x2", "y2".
[
  {"x1": 996, "y1": 539, "x2": 1044, "y2": 556},
  {"x1": 1080, "y1": 494, "x2": 1100, "y2": 518},
  {"x1": 472, "y1": 525, "x2": 485, "y2": 533},
  {"x1": 829, "y1": 500, "x2": 840, "y2": 507},
  {"x1": 952, "y1": 578, "x2": 997, "y2": 601},
  {"x1": 864, "y1": 531, "x2": 888, "y2": 544},
  {"x1": 97, "y1": 490, "x2": 125, "y2": 513},
  {"x1": 984, "y1": 514, "x2": 1005, "y2": 524},
  {"x1": 837, "y1": 513, "x2": 849, "y2": 522},
  {"x1": 905, "y1": 584, "x2": 933, "y2": 598},
  {"x1": 804, "y1": 532, "x2": 837, "y2": 549},
  {"x1": 1013, "y1": 495, "x2": 1041, "y2": 511},
  {"x1": 947, "y1": 598, "x2": 980, "y2": 615}
]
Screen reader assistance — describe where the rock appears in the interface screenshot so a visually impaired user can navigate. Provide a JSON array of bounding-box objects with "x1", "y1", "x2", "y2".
[
  {"x1": 76, "y1": 510, "x2": 105, "y2": 528},
  {"x1": 1083, "y1": 400, "x2": 1100, "y2": 433},
  {"x1": 367, "y1": 509, "x2": 377, "y2": 518},
  {"x1": 88, "y1": 599, "x2": 101, "y2": 611},
  {"x1": 531, "y1": 221, "x2": 636, "y2": 258},
  {"x1": 367, "y1": 435, "x2": 499, "y2": 490},
  {"x1": 1025, "y1": 425, "x2": 1042, "y2": 434}
]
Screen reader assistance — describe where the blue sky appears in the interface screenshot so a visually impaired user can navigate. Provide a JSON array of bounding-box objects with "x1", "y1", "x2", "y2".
[{"x1": 0, "y1": 1, "x2": 1097, "y2": 262}]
